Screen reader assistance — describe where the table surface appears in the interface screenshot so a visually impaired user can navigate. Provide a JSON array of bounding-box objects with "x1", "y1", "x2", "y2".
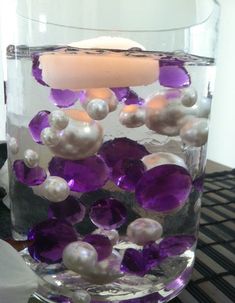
[{"x1": 0, "y1": 143, "x2": 234, "y2": 303}]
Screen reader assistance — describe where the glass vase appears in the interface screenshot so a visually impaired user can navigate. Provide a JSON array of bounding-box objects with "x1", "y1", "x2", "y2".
[{"x1": 6, "y1": 0, "x2": 220, "y2": 302}]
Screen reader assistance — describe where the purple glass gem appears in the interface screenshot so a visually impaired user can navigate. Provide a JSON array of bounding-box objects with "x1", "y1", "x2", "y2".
[
  {"x1": 49, "y1": 89, "x2": 84, "y2": 108},
  {"x1": 143, "y1": 242, "x2": 166, "y2": 269},
  {"x1": 98, "y1": 137, "x2": 149, "y2": 168},
  {"x1": 159, "y1": 58, "x2": 191, "y2": 89},
  {"x1": 135, "y1": 164, "x2": 192, "y2": 212},
  {"x1": 89, "y1": 198, "x2": 127, "y2": 230},
  {"x1": 48, "y1": 156, "x2": 109, "y2": 193},
  {"x1": 83, "y1": 234, "x2": 112, "y2": 261},
  {"x1": 13, "y1": 160, "x2": 47, "y2": 186},
  {"x1": 159, "y1": 235, "x2": 196, "y2": 257},
  {"x1": 111, "y1": 87, "x2": 130, "y2": 102},
  {"x1": 121, "y1": 248, "x2": 148, "y2": 276},
  {"x1": 28, "y1": 110, "x2": 50, "y2": 144},
  {"x1": 48, "y1": 196, "x2": 86, "y2": 225},
  {"x1": 48, "y1": 295, "x2": 72, "y2": 303},
  {"x1": 111, "y1": 158, "x2": 146, "y2": 191},
  {"x1": 28, "y1": 218, "x2": 78, "y2": 264},
  {"x1": 124, "y1": 90, "x2": 144, "y2": 105},
  {"x1": 32, "y1": 55, "x2": 48, "y2": 86}
]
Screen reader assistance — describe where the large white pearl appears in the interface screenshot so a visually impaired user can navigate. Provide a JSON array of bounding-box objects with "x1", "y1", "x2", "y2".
[
  {"x1": 42, "y1": 176, "x2": 70, "y2": 202},
  {"x1": 72, "y1": 290, "x2": 91, "y2": 303},
  {"x1": 142, "y1": 152, "x2": 187, "y2": 170},
  {"x1": 81, "y1": 250, "x2": 123, "y2": 284},
  {"x1": 180, "y1": 117, "x2": 209, "y2": 147},
  {"x1": 181, "y1": 88, "x2": 197, "y2": 107},
  {"x1": 8, "y1": 137, "x2": 19, "y2": 154},
  {"x1": 83, "y1": 88, "x2": 118, "y2": 112},
  {"x1": 92, "y1": 229, "x2": 119, "y2": 246},
  {"x1": 145, "y1": 94, "x2": 193, "y2": 136},
  {"x1": 41, "y1": 127, "x2": 60, "y2": 147},
  {"x1": 48, "y1": 110, "x2": 103, "y2": 160},
  {"x1": 62, "y1": 241, "x2": 98, "y2": 274},
  {"x1": 23, "y1": 149, "x2": 39, "y2": 168},
  {"x1": 49, "y1": 110, "x2": 69, "y2": 130},
  {"x1": 119, "y1": 105, "x2": 145, "y2": 128},
  {"x1": 127, "y1": 218, "x2": 163, "y2": 246},
  {"x1": 86, "y1": 99, "x2": 109, "y2": 120}
]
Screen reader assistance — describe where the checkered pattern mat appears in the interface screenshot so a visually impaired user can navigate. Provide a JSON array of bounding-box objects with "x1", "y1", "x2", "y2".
[{"x1": 0, "y1": 143, "x2": 234, "y2": 302}]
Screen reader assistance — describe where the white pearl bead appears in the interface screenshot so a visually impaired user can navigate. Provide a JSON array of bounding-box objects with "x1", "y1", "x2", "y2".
[
  {"x1": 145, "y1": 93, "x2": 193, "y2": 136},
  {"x1": 180, "y1": 117, "x2": 209, "y2": 147},
  {"x1": 92, "y1": 229, "x2": 119, "y2": 246},
  {"x1": 23, "y1": 149, "x2": 39, "y2": 168},
  {"x1": 195, "y1": 97, "x2": 211, "y2": 118},
  {"x1": 86, "y1": 99, "x2": 109, "y2": 120},
  {"x1": 142, "y1": 152, "x2": 187, "y2": 170},
  {"x1": 41, "y1": 127, "x2": 60, "y2": 147},
  {"x1": 181, "y1": 88, "x2": 197, "y2": 107},
  {"x1": 49, "y1": 111, "x2": 103, "y2": 160},
  {"x1": 127, "y1": 218, "x2": 163, "y2": 246},
  {"x1": 63, "y1": 241, "x2": 98, "y2": 274},
  {"x1": 72, "y1": 290, "x2": 91, "y2": 303},
  {"x1": 81, "y1": 250, "x2": 123, "y2": 284},
  {"x1": 83, "y1": 88, "x2": 118, "y2": 112},
  {"x1": 119, "y1": 105, "x2": 145, "y2": 128},
  {"x1": 8, "y1": 137, "x2": 19, "y2": 154},
  {"x1": 42, "y1": 176, "x2": 70, "y2": 202},
  {"x1": 49, "y1": 110, "x2": 69, "y2": 130}
]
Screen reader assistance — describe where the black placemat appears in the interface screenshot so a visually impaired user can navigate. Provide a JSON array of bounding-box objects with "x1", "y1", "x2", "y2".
[{"x1": 0, "y1": 143, "x2": 234, "y2": 303}]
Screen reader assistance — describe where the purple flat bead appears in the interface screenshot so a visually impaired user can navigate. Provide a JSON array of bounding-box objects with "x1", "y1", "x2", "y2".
[
  {"x1": 124, "y1": 90, "x2": 144, "y2": 105},
  {"x1": 32, "y1": 55, "x2": 48, "y2": 86},
  {"x1": 28, "y1": 110, "x2": 51, "y2": 144},
  {"x1": 121, "y1": 248, "x2": 148, "y2": 277},
  {"x1": 111, "y1": 87, "x2": 130, "y2": 102},
  {"x1": 48, "y1": 196, "x2": 86, "y2": 225},
  {"x1": 159, "y1": 235, "x2": 196, "y2": 257},
  {"x1": 143, "y1": 241, "x2": 166, "y2": 269},
  {"x1": 48, "y1": 295, "x2": 72, "y2": 303},
  {"x1": 111, "y1": 158, "x2": 146, "y2": 191},
  {"x1": 28, "y1": 218, "x2": 78, "y2": 264},
  {"x1": 49, "y1": 89, "x2": 84, "y2": 108},
  {"x1": 83, "y1": 234, "x2": 112, "y2": 261},
  {"x1": 98, "y1": 137, "x2": 149, "y2": 168},
  {"x1": 13, "y1": 160, "x2": 47, "y2": 186},
  {"x1": 89, "y1": 198, "x2": 127, "y2": 230},
  {"x1": 135, "y1": 164, "x2": 192, "y2": 213},
  {"x1": 159, "y1": 58, "x2": 191, "y2": 88},
  {"x1": 48, "y1": 156, "x2": 109, "y2": 193}
]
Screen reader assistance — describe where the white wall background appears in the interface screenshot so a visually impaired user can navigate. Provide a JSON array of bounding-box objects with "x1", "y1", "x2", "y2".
[{"x1": 0, "y1": 0, "x2": 234, "y2": 167}]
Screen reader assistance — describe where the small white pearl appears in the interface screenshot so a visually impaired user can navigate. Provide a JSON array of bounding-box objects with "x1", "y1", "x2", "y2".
[
  {"x1": 145, "y1": 93, "x2": 193, "y2": 136},
  {"x1": 72, "y1": 290, "x2": 91, "y2": 303},
  {"x1": 142, "y1": 152, "x2": 187, "y2": 170},
  {"x1": 63, "y1": 241, "x2": 98, "y2": 274},
  {"x1": 86, "y1": 99, "x2": 109, "y2": 120},
  {"x1": 42, "y1": 176, "x2": 70, "y2": 202},
  {"x1": 81, "y1": 250, "x2": 123, "y2": 284},
  {"x1": 49, "y1": 110, "x2": 103, "y2": 160},
  {"x1": 83, "y1": 88, "x2": 118, "y2": 112},
  {"x1": 195, "y1": 97, "x2": 211, "y2": 118},
  {"x1": 181, "y1": 88, "x2": 197, "y2": 107},
  {"x1": 8, "y1": 137, "x2": 19, "y2": 154},
  {"x1": 49, "y1": 110, "x2": 69, "y2": 130},
  {"x1": 119, "y1": 105, "x2": 145, "y2": 128},
  {"x1": 180, "y1": 117, "x2": 209, "y2": 147},
  {"x1": 127, "y1": 218, "x2": 163, "y2": 246},
  {"x1": 92, "y1": 229, "x2": 119, "y2": 246},
  {"x1": 41, "y1": 127, "x2": 60, "y2": 147},
  {"x1": 23, "y1": 149, "x2": 39, "y2": 168}
]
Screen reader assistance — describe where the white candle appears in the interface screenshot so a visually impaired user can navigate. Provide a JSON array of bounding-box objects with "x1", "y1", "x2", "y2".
[{"x1": 40, "y1": 36, "x2": 159, "y2": 89}]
